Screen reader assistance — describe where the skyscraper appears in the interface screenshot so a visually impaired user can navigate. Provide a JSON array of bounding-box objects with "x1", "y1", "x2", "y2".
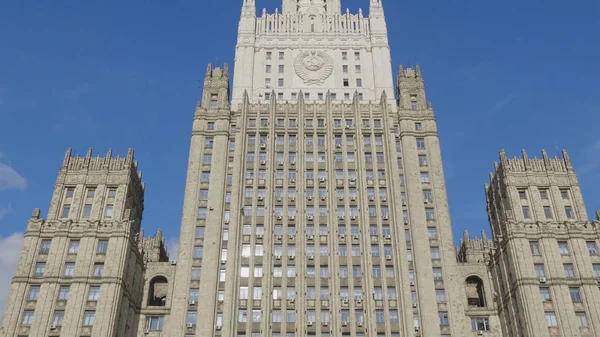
[{"x1": 2, "y1": 1, "x2": 599, "y2": 337}]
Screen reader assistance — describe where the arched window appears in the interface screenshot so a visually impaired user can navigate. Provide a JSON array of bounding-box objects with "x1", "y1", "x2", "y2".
[
  {"x1": 148, "y1": 276, "x2": 168, "y2": 307},
  {"x1": 465, "y1": 276, "x2": 485, "y2": 308}
]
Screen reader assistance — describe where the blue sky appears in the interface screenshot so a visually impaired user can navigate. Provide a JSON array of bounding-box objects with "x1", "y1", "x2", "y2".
[{"x1": 0, "y1": 0, "x2": 599, "y2": 311}]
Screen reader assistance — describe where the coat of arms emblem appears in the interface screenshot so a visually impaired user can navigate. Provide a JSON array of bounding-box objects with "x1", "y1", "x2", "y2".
[{"x1": 294, "y1": 50, "x2": 334, "y2": 85}]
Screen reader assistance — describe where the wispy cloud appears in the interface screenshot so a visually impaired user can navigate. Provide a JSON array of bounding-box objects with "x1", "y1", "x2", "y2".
[
  {"x1": 165, "y1": 236, "x2": 179, "y2": 261},
  {"x1": 488, "y1": 92, "x2": 517, "y2": 116},
  {"x1": 0, "y1": 232, "x2": 24, "y2": 321},
  {"x1": 0, "y1": 154, "x2": 27, "y2": 191}
]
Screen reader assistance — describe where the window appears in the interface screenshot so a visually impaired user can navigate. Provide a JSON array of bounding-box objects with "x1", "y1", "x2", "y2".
[
  {"x1": 560, "y1": 190, "x2": 570, "y2": 200},
  {"x1": 146, "y1": 316, "x2": 164, "y2": 331},
  {"x1": 104, "y1": 204, "x2": 114, "y2": 218},
  {"x1": 433, "y1": 268, "x2": 443, "y2": 280},
  {"x1": 34, "y1": 262, "x2": 45, "y2": 277},
  {"x1": 430, "y1": 247, "x2": 441, "y2": 259},
  {"x1": 186, "y1": 312, "x2": 197, "y2": 326},
  {"x1": 439, "y1": 311, "x2": 449, "y2": 325},
  {"x1": 565, "y1": 206, "x2": 574, "y2": 219},
  {"x1": 564, "y1": 263, "x2": 575, "y2": 278},
  {"x1": 61, "y1": 204, "x2": 71, "y2": 218},
  {"x1": 266, "y1": 52, "x2": 272, "y2": 60},
  {"x1": 86, "y1": 188, "x2": 96, "y2": 198},
  {"x1": 558, "y1": 241, "x2": 570, "y2": 255},
  {"x1": 471, "y1": 317, "x2": 490, "y2": 331},
  {"x1": 83, "y1": 311, "x2": 96, "y2": 326},
  {"x1": 93, "y1": 263, "x2": 104, "y2": 277},
  {"x1": 530, "y1": 241, "x2": 541, "y2": 255},
  {"x1": 58, "y1": 286, "x2": 69, "y2": 301},
  {"x1": 436, "y1": 289, "x2": 446, "y2": 302},
  {"x1": 425, "y1": 208, "x2": 435, "y2": 220},
  {"x1": 52, "y1": 310, "x2": 65, "y2": 327},
  {"x1": 545, "y1": 312, "x2": 558, "y2": 327},
  {"x1": 27, "y1": 286, "x2": 40, "y2": 301},
  {"x1": 415, "y1": 122, "x2": 422, "y2": 130},
  {"x1": 68, "y1": 240, "x2": 80, "y2": 254},
  {"x1": 356, "y1": 78, "x2": 362, "y2": 87},
  {"x1": 191, "y1": 267, "x2": 201, "y2": 280},
  {"x1": 83, "y1": 204, "x2": 92, "y2": 217},
  {"x1": 40, "y1": 239, "x2": 51, "y2": 254},
  {"x1": 278, "y1": 65, "x2": 284, "y2": 73},
  {"x1": 587, "y1": 241, "x2": 598, "y2": 256},
  {"x1": 544, "y1": 206, "x2": 553, "y2": 219},
  {"x1": 418, "y1": 155, "x2": 428, "y2": 166},
  {"x1": 278, "y1": 78, "x2": 284, "y2": 87},
  {"x1": 539, "y1": 189, "x2": 548, "y2": 199},
  {"x1": 343, "y1": 79, "x2": 349, "y2": 87},
  {"x1": 202, "y1": 154, "x2": 212, "y2": 165},
  {"x1": 278, "y1": 51, "x2": 284, "y2": 60},
  {"x1": 416, "y1": 138, "x2": 426, "y2": 149},
  {"x1": 342, "y1": 52, "x2": 348, "y2": 60},
  {"x1": 354, "y1": 52, "x2": 360, "y2": 60},
  {"x1": 539, "y1": 287, "x2": 551, "y2": 302},
  {"x1": 420, "y1": 172, "x2": 430, "y2": 183},
  {"x1": 64, "y1": 263, "x2": 75, "y2": 277},
  {"x1": 21, "y1": 310, "x2": 34, "y2": 325},
  {"x1": 96, "y1": 240, "x2": 108, "y2": 255},
  {"x1": 88, "y1": 286, "x2": 100, "y2": 301},
  {"x1": 107, "y1": 188, "x2": 117, "y2": 198},
  {"x1": 518, "y1": 190, "x2": 527, "y2": 199},
  {"x1": 569, "y1": 287, "x2": 582, "y2": 302},
  {"x1": 197, "y1": 207, "x2": 207, "y2": 220},
  {"x1": 522, "y1": 206, "x2": 531, "y2": 219},
  {"x1": 355, "y1": 65, "x2": 361, "y2": 73},
  {"x1": 576, "y1": 312, "x2": 589, "y2": 327},
  {"x1": 428, "y1": 228, "x2": 438, "y2": 239},
  {"x1": 342, "y1": 65, "x2": 348, "y2": 73},
  {"x1": 534, "y1": 264, "x2": 546, "y2": 278},
  {"x1": 266, "y1": 65, "x2": 272, "y2": 73},
  {"x1": 200, "y1": 171, "x2": 210, "y2": 183}
]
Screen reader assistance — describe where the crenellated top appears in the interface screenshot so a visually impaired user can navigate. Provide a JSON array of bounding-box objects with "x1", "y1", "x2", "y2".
[
  {"x1": 141, "y1": 228, "x2": 170, "y2": 263},
  {"x1": 256, "y1": 9, "x2": 370, "y2": 36},
  {"x1": 398, "y1": 64, "x2": 422, "y2": 79},
  {"x1": 493, "y1": 149, "x2": 573, "y2": 177},
  {"x1": 61, "y1": 148, "x2": 140, "y2": 173},
  {"x1": 457, "y1": 230, "x2": 494, "y2": 263}
]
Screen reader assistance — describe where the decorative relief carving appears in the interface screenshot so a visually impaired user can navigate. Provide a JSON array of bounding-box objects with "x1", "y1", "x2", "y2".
[{"x1": 294, "y1": 50, "x2": 333, "y2": 85}]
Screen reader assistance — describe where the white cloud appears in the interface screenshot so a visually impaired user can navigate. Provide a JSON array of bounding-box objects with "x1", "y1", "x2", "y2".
[
  {"x1": 165, "y1": 236, "x2": 179, "y2": 261},
  {"x1": 0, "y1": 233, "x2": 24, "y2": 321},
  {"x1": 0, "y1": 155, "x2": 27, "y2": 191}
]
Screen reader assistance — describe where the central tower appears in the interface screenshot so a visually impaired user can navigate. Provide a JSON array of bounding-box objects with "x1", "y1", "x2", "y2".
[{"x1": 232, "y1": 0, "x2": 395, "y2": 109}]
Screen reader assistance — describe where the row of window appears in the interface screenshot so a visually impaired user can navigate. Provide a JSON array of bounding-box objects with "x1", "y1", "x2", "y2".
[
  {"x1": 39, "y1": 238, "x2": 108, "y2": 255},
  {"x1": 264, "y1": 51, "x2": 361, "y2": 62},
  {"x1": 28, "y1": 284, "x2": 99, "y2": 302},
  {"x1": 21, "y1": 309, "x2": 95, "y2": 327},
  {"x1": 519, "y1": 188, "x2": 571, "y2": 201},
  {"x1": 530, "y1": 240, "x2": 598, "y2": 256},
  {"x1": 60, "y1": 187, "x2": 117, "y2": 219},
  {"x1": 33, "y1": 262, "x2": 104, "y2": 278},
  {"x1": 522, "y1": 205, "x2": 575, "y2": 219}
]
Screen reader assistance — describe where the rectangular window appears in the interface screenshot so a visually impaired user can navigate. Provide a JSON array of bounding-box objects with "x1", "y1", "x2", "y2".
[
  {"x1": 64, "y1": 262, "x2": 75, "y2": 277},
  {"x1": 558, "y1": 241, "x2": 570, "y2": 255},
  {"x1": 356, "y1": 78, "x2": 362, "y2": 87},
  {"x1": 432, "y1": 268, "x2": 443, "y2": 280},
  {"x1": 587, "y1": 241, "x2": 598, "y2": 256},
  {"x1": 534, "y1": 264, "x2": 546, "y2": 278},
  {"x1": 93, "y1": 263, "x2": 104, "y2": 277},
  {"x1": 266, "y1": 65, "x2": 272, "y2": 73},
  {"x1": 145, "y1": 316, "x2": 164, "y2": 331},
  {"x1": 82, "y1": 204, "x2": 92, "y2": 217},
  {"x1": 416, "y1": 138, "x2": 426, "y2": 149},
  {"x1": 58, "y1": 286, "x2": 70, "y2": 301},
  {"x1": 104, "y1": 204, "x2": 114, "y2": 218},
  {"x1": 569, "y1": 287, "x2": 582, "y2": 302},
  {"x1": 564, "y1": 263, "x2": 575, "y2": 278},
  {"x1": 522, "y1": 206, "x2": 531, "y2": 219},
  {"x1": 278, "y1": 65, "x2": 284, "y2": 73},
  {"x1": 539, "y1": 287, "x2": 551, "y2": 302},
  {"x1": 565, "y1": 206, "x2": 575, "y2": 219},
  {"x1": 52, "y1": 310, "x2": 65, "y2": 327},
  {"x1": 415, "y1": 122, "x2": 422, "y2": 130},
  {"x1": 21, "y1": 310, "x2": 34, "y2": 325},
  {"x1": 83, "y1": 311, "x2": 96, "y2": 326},
  {"x1": 40, "y1": 239, "x2": 51, "y2": 254},
  {"x1": 576, "y1": 312, "x2": 589, "y2": 327},
  {"x1": 544, "y1": 206, "x2": 553, "y2": 219},
  {"x1": 420, "y1": 172, "x2": 430, "y2": 183},
  {"x1": 560, "y1": 190, "x2": 570, "y2": 200},
  {"x1": 34, "y1": 262, "x2": 45, "y2": 277},
  {"x1": 518, "y1": 190, "x2": 527, "y2": 199},
  {"x1": 27, "y1": 286, "x2": 40, "y2": 301},
  {"x1": 545, "y1": 312, "x2": 558, "y2": 327},
  {"x1": 88, "y1": 286, "x2": 101, "y2": 301},
  {"x1": 436, "y1": 289, "x2": 446, "y2": 302},
  {"x1": 530, "y1": 241, "x2": 541, "y2": 255},
  {"x1": 418, "y1": 155, "x2": 428, "y2": 166},
  {"x1": 68, "y1": 240, "x2": 80, "y2": 254},
  {"x1": 539, "y1": 189, "x2": 548, "y2": 199},
  {"x1": 439, "y1": 312, "x2": 449, "y2": 325},
  {"x1": 61, "y1": 204, "x2": 71, "y2": 218},
  {"x1": 471, "y1": 317, "x2": 490, "y2": 331}
]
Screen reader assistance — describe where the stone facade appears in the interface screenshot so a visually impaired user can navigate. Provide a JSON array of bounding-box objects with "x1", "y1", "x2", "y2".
[{"x1": 2, "y1": 1, "x2": 600, "y2": 337}]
